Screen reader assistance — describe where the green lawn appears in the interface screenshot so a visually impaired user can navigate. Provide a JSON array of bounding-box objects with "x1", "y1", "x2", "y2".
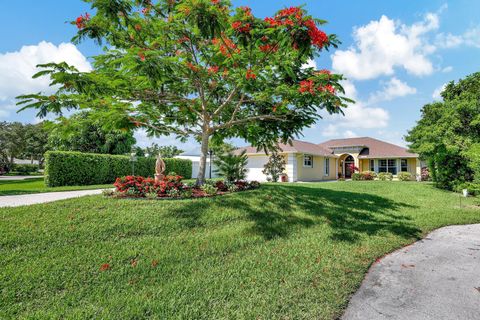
[
  {"x1": 1, "y1": 182, "x2": 479, "y2": 319},
  {"x1": 0, "y1": 178, "x2": 113, "y2": 196}
]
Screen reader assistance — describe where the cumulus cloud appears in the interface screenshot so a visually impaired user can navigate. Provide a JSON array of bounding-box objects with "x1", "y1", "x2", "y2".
[
  {"x1": 436, "y1": 26, "x2": 480, "y2": 49},
  {"x1": 432, "y1": 83, "x2": 447, "y2": 101},
  {"x1": 301, "y1": 58, "x2": 318, "y2": 70},
  {"x1": 368, "y1": 77, "x2": 417, "y2": 103},
  {"x1": 331, "y1": 13, "x2": 440, "y2": 80},
  {"x1": 0, "y1": 41, "x2": 91, "y2": 119},
  {"x1": 319, "y1": 80, "x2": 389, "y2": 138}
]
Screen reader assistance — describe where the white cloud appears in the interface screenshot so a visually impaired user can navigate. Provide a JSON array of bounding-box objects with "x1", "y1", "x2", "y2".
[
  {"x1": 320, "y1": 79, "x2": 389, "y2": 138},
  {"x1": 0, "y1": 41, "x2": 91, "y2": 120},
  {"x1": 432, "y1": 83, "x2": 447, "y2": 101},
  {"x1": 343, "y1": 130, "x2": 358, "y2": 138},
  {"x1": 441, "y1": 66, "x2": 453, "y2": 73},
  {"x1": 436, "y1": 26, "x2": 480, "y2": 49},
  {"x1": 321, "y1": 124, "x2": 339, "y2": 137},
  {"x1": 369, "y1": 77, "x2": 416, "y2": 103},
  {"x1": 301, "y1": 58, "x2": 318, "y2": 70},
  {"x1": 331, "y1": 13, "x2": 440, "y2": 80}
]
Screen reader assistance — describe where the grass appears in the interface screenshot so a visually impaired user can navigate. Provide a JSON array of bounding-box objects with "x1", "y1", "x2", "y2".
[
  {"x1": 0, "y1": 178, "x2": 113, "y2": 196},
  {"x1": 1, "y1": 181, "x2": 479, "y2": 319}
]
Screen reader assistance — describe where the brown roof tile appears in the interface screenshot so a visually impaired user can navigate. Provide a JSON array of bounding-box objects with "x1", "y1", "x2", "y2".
[
  {"x1": 318, "y1": 137, "x2": 418, "y2": 158},
  {"x1": 236, "y1": 140, "x2": 337, "y2": 157}
]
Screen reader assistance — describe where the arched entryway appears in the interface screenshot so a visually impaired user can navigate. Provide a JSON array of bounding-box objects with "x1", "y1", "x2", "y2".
[{"x1": 338, "y1": 154, "x2": 355, "y2": 178}]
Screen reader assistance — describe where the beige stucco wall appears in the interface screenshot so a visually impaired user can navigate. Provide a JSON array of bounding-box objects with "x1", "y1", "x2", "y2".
[{"x1": 297, "y1": 154, "x2": 337, "y2": 181}]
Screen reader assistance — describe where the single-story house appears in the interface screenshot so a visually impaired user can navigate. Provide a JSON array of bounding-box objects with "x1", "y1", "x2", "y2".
[
  {"x1": 175, "y1": 155, "x2": 220, "y2": 179},
  {"x1": 236, "y1": 137, "x2": 421, "y2": 182}
]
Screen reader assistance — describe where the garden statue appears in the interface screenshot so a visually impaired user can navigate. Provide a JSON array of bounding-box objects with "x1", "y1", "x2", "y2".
[{"x1": 155, "y1": 154, "x2": 166, "y2": 183}]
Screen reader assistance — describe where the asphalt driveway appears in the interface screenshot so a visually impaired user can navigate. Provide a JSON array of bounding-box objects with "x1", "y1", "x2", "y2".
[{"x1": 342, "y1": 224, "x2": 480, "y2": 320}]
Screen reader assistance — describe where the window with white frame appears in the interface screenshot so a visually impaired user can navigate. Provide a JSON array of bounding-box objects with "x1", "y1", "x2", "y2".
[
  {"x1": 378, "y1": 159, "x2": 397, "y2": 175},
  {"x1": 324, "y1": 158, "x2": 330, "y2": 176},
  {"x1": 401, "y1": 159, "x2": 408, "y2": 172},
  {"x1": 303, "y1": 155, "x2": 313, "y2": 168},
  {"x1": 370, "y1": 159, "x2": 375, "y2": 172}
]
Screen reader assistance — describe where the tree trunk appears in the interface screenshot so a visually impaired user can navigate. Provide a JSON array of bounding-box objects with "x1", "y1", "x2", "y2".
[{"x1": 196, "y1": 132, "x2": 210, "y2": 185}]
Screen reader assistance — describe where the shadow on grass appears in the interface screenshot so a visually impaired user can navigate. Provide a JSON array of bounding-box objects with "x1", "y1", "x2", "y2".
[{"x1": 168, "y1": 184, "x2": 421, "y2": 243}]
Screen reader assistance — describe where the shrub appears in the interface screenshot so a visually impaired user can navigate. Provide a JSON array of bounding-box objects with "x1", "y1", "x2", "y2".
[
  {"x1": 262, "y1": 152, "x2": 286, "y2": 182},
  {"x1": 455, "y1": 182, "x2": 480, "y2": 196},
  {"x1": 201, "y1": 184, "x2": 217, "y2": 196},
  {"x1": 113, "y1": 175, "x2": 185, "y2": 197},
  {"x1": 12, "y1": 164, "x2": 39, "y2": 175},
  {"x1": 215, "y1": 180, "x2": 228, "y2": 192},
  {"x1": 421, "y1": 167, "x2": 430, "y2": 181},
  {"x1": 351, "y1": 173, "x2": 362, "y2": 181},
  {"x1": 215, "y1": 151, "x2": 248, "y2": 182},
  {"x1": 44, "y1": 151, "x2": 192, "y2": 187},
  {"x1": 378, "y1": 172, "x2": 393, "y2": 181},
  {"x1": 248, "y1": 180, "x2": 261, "y2": 189},
  {"x1": 398, "y1": 172, "x2": 413, "y2": 181},
  {"x1": 352, "y1": 171, "x2": 376, "y2": 181}
]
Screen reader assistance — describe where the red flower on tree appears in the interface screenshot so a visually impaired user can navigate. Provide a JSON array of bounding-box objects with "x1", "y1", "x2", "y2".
[
  {"x1": 246, "y1": 69, "x2": 256, "y2": 80},
  {"x1": 299, "y1": 80, "x2": 315, "y2": 94},
  {"x1": 208, "y1": 65, "x2": 219, "y2": 74},
  {"x1": 75, "y1": 13, "x2": 90, "y2": 29}
]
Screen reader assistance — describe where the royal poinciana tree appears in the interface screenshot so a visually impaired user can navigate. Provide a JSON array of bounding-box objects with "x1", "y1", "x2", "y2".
[{"x1": 18, "y1": 0, "x2": 351, "y2": 184}]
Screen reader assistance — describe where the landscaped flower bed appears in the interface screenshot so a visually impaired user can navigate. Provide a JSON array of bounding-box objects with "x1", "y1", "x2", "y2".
[{"x1": 106, "y1": 175, "x2": 260, "y2": 199}]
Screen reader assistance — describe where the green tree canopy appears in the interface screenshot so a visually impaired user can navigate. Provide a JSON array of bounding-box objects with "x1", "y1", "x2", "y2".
[
  {"x1": 47, "y1": 112, "x2": 136, "y2": 155},
  {"x1": 143, "y1": 143, "x2": 184, "y2": 158},
  {"x1": 406, "y1": 72, "x2": 480, "y2": 190},
  {"x1": 17, "y1": 0, "x2": 351, "y2": 184}
]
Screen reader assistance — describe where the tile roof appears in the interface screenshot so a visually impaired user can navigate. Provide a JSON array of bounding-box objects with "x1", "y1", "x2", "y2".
[
  {"x1": 318, "y1": 137, "x2": 418, "y2": 158},
  {"x1": 236, "y1": 140, "x2": 337, "y2": 157}
]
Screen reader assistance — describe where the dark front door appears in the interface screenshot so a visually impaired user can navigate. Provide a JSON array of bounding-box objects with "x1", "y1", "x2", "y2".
[{"x1": 344, "y1": 155, "x2": 355, "y2": 178}]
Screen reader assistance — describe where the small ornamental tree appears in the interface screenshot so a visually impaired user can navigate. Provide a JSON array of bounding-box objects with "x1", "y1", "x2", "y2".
[
  {"x1": 262, "y1": 152, "x2": 286, "y2": 182},
  {"x1": 17, "y1": 0, "x2": 351, "y2": 185}
]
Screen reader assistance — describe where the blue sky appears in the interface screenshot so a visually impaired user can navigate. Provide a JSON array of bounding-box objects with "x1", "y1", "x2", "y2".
[{"x1": 1, "y1": 0, "x2": 479, "y2": 153}]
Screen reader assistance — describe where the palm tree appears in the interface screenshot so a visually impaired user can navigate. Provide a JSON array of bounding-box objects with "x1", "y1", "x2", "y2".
[{"x1": 215, "y1": 150, "x2": 248, "y2": 182}]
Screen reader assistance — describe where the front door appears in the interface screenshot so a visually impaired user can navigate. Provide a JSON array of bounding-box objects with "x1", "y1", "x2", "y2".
[{"x1": 344, "y1": 155, "x2": 355, "y2": 178}]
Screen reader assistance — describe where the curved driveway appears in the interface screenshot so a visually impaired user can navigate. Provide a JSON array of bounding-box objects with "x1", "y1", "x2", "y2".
[
  {"x1": 342, "y1": 224, "x2": 480, "y2": 320},
  {"x1": 0, "y1": 189, "x2": 104, "y2": 207}
]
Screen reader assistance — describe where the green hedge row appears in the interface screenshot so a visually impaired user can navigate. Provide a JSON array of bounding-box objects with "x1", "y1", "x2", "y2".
[{"x1": 44, "y1": 151, "x2": 192, "y2": 187}]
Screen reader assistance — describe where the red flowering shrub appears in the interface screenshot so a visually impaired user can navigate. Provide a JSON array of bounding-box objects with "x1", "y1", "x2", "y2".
[
  {"x1": 215, "y1": 180, "x2": 228, "y2": 191},
  {"x1": 114, "y1": 175, "x2": 184, "y2": 197},
  {"x1": 234, "y1": 180, "x2": 248, "y2": 191}
]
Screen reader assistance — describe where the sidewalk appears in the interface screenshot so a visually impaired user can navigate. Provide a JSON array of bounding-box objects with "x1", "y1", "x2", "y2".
[{"x1": 0, "y1": 189, "x2": 104, "y2": 207}]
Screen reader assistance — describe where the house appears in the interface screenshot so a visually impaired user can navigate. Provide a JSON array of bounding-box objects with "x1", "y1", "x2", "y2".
[
  {"x1": 175, "y1": 155, "x2": 220, "y2": 179},
  {"x1": 236, "y1": 137, "x2": 420, "y2": 182}
]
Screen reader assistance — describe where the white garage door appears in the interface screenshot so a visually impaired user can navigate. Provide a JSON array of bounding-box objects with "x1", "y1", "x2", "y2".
[{"x1": 246, "y1": 156, "x2": 269, "y2": 182}]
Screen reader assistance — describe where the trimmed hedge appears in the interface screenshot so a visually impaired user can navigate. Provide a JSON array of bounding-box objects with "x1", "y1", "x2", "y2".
[{"x1": 44, "y1": 151, "x2": 192, "y2": 187}]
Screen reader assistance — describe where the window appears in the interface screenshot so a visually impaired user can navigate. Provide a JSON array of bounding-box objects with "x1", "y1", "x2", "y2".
[
  {"x1": 370, "y1": 159, "x2": 375, "y2": 172},
  {"x1": 324, "y1": 158, "x2": 330, "y2": 176},
  {"x1": 401, "y1": 159, "x2": 408, "y2": 172},
  {"x1": 378, "y1": 159, "x2": 397, "y2": 175},
  {"x1": 303, "y1": 155, "x2": 313, "y2": 168}
]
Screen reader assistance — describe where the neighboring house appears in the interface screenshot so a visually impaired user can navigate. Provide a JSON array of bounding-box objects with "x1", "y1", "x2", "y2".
[
  {"x1": 13, "y1": 158, "x2": 39, "y2": 165},
  {"x1": 175, "y1": 155, "x2": 219, "y2": 179},
  {"x1": 236, "y1": 137, "x2": 420, "y2": 182}
]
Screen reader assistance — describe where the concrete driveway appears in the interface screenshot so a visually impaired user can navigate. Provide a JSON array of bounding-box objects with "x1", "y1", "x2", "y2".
[
  {"x1": 342, "y1": 224, "x2": 480, "y2": 320},
  {"x1": 0, "y1": 189, "x2": 105, "y2": 207},
  {"x1": 0, "y1": 175, "x2": 43, "y2": 181}
]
